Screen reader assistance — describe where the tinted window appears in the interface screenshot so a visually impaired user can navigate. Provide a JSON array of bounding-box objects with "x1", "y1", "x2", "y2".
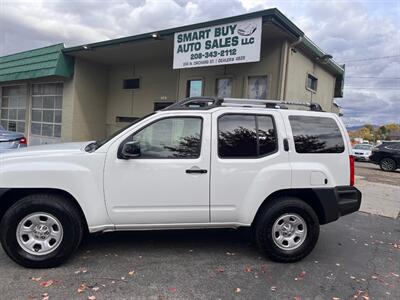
[
  {"x1": 289, "y1": 116, "x2": 345, "y2": 153},
  {"x1": 128, "y1": 117, "x2": 202, "y2": 159},
  {"x1": 258, "y1": 116, "x2": 277, "y2": 155},
  {"x1": 218, "y1": 114, "x2": 277, "y2": 158}
]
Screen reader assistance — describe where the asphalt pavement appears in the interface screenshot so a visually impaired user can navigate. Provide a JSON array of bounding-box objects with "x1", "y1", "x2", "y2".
[{"x1": 0, "y1": 212, "x2": 399, "y2": 300}]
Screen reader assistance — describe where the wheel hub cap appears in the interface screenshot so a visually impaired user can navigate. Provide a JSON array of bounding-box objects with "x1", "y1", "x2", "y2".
[
  {"x1": 272, "y1": 213, "x2": 307, "y2": 251},
  {"x1": 16, "y1": 212, "x2": 63, "y2": 256}
]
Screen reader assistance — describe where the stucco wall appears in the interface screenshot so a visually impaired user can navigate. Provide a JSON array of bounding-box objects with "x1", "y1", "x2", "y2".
[
  {"x1": 69, "y1": 59, "x2": 108, "y2": 141},
  {"x1": 177, "y1": 38, "x2": 284, "y2": 100},
  {"x1": 284, "y1": 48, "x2": 336, "y2": 111},
  {"x1": 106, "y1": 58, "x2": 179, "y2": 135}
]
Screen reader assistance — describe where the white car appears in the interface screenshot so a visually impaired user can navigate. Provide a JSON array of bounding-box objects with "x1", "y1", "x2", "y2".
[
  {"x1": 0, "y1": 98, "x2": 361, "y2": 268},
  {"x1": 352, "y1": 144, "x2": 373, "y2": 161}
]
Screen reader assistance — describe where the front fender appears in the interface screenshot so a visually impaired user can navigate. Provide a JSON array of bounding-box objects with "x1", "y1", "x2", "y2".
[{"x1": 0, "y1": 153, "x2": 112, "y2": 231}]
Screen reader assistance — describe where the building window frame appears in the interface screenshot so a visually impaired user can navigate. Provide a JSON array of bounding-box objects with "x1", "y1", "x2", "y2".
[
  {"x1": 245, "y1": 74, "x2": 270, "y2": 100},
  {"x1": 306, "y1": 73, "x2": 318, "y2": 93},
  {"x1": 186, "y1": 78, "x2": 204, "y2": 97},
  {"x1": 215, "y1": 76, "x2": 234, "y2": 98}
]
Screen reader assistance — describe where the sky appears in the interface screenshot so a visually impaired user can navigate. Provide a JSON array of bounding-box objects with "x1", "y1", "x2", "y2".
[{"x1": 0, "y1": 0, "x2": 399, "y2": 126}]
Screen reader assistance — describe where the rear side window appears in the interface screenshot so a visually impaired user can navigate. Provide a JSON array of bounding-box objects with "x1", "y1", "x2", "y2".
[
  {"x1": 289, "y1": 116, "x2": 345, "y2": 153},
  {"x1": 218, "y1": 114, "x2": 277, "y2": 158}
]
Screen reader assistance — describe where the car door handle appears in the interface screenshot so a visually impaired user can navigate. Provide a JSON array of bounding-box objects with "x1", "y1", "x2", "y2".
[{"x1": 186, "y1": 168, "x2": 208, "y2": 174}]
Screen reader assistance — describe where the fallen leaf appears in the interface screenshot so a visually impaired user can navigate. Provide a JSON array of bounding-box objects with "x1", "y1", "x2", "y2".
[
  {"x1": 42, "y1": 297, "x2": 49, "y2": 300},
  {"x1": 128, "y1": 270, "x2": 135, "y2": 276},
  {"x1": 244, "y1": 266, "x2": 252, "y2": 273},
  {"x1": 77, "y1": 284, "x2": 86, "y2": 293},
  {"x1": 92, "y1": 287, "x2": 100, "y2": 292},
  {"x1": 88, "y1": 296, "x2": 96, "y2": 300},
  {"x1": 332, "y1": 298, "x2": 341, "y2": 300},
  {"x1": 235, "y1": 288, "x2": 241, "y2": 293},
  {"x1": 299, "y1": 271, "x2": 306, "y2": 278},
  {"x1": 40, "y1": 280, "x2": 54, "y2": 288},
  {"x1": 169, "y1": 288, "x2": 177, "y2": 293},
  {"x1": 31, "y1": 277, "x2": 42, "y2": 282},
  {"x1": 216, "y1": 267, "x2": 225, "y2": 273}
]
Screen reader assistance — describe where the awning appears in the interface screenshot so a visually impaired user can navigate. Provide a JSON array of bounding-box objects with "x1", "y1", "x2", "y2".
[{"x1": 0, "y1": 44, "x2": 74, "y2": 83}]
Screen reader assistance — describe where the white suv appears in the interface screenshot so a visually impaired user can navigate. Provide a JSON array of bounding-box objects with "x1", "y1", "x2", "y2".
[{"x1": 0, "y1": 98, "x2": 361, "y2": 268}]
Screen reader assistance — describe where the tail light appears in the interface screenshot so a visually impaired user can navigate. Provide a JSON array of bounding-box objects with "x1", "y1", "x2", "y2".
[
  {"x1": 19, "y1": 137, "x2": 27, "y2": 145},
  {"x1": 349, "y1": 155, "x2": 355, "y2": 186}
]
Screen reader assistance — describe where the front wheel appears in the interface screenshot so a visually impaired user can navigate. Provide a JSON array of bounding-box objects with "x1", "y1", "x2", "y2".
[
  {"x1": 254, "y1": 197, "x2": 319, "y2": 262},
  {"x1": 0, "y1": 193, "x2": 84, "y2": 268},
  {"x1": 380, "y1": 158, "x2": 397, "y2": 172}
]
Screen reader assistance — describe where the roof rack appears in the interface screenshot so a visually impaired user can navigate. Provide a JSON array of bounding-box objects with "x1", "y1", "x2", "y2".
[{"x1": 163, "y1": 97, "x2": 323, "y2": 112}]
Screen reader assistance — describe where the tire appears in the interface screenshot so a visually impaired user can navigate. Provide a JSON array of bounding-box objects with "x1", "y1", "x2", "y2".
[
  {"x1": 254, "y1": 197, "x2": 319, "y2": 263},
  {"x1": 379, "y1": 158, "x2": 397, "y2": 172},
  {"x1": 0, "y1": 193, "x2": 84, "y2": 268}
]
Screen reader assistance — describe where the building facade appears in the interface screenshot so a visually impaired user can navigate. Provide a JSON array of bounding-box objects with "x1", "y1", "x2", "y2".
[{"x1": 0, "y1": 9, "x2": 344, "y2": 145}]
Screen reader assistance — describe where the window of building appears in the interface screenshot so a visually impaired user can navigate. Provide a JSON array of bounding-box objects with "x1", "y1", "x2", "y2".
[
  {"x1": 306, "y1": 74, "x2": 318, "y2": 92},
  {"x1": 31, "y1": 83, "x2": 63, "y2": 139},
  {"x1": 154, "y1": 102, "x2": 174, "y2": 111},
  {"x1": 218, "y1": 114, "x2": 277, "y2": 158},
  {"x1": 0, "y1": 85, "x2": 27, "y2": 133},
  {"x1": 289, "y1": 116, "x2": 345, "y2": 153},
  {"x1": 248, "y1": 76, "x2": 268, "y2": 99},
  {"x1": 186, "y1": 79, "x2": 203, "y2": 97},
  {"x1": 123, "y1": 78, "x2": 140, "y2": 89},
  {"x1": 216, "y1": 78, "x2": 233, "y2": 98},
  {"x1": 127, "y1": 117, "x2": 202, "y2": 159}
]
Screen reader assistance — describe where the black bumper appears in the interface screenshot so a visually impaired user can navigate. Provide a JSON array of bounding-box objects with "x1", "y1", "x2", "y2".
[{"x1": 313, "y1": 186, "x2": 362, "y2": 224}]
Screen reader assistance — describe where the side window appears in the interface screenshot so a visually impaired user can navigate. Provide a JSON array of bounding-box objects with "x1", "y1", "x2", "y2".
[
  {"x1": 127, "y1": 117, "x2": 202, "y2": 159},
  {"x1": 258, "y1": 115, "x2": 278, "y2": 155},
  {"x1": 289, "y1": 116, "x2": 345, "y2": 153},
  {"x1": 218, "y1": 114, "x2": 277, "y2": 158}
]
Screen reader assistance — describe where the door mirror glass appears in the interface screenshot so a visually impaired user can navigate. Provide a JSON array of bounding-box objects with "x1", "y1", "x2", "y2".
[{"x1": 122, "y1": 141, "x2": 141, "y2": 158}]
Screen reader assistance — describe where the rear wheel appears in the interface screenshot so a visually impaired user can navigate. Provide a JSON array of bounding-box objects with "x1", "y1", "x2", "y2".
[
  {"x1": 0, "y1": 193, "x2": 84, "y2": 268},
  {"x1": 254, "y1": 197, "x2": 319, "y2": 262},
  {"x1": 380, "y1": 158, "x2": 397, "y2": 172}
]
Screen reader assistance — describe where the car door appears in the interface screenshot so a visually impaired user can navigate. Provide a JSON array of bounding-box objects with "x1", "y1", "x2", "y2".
[
  {"x1": 104, "y1": 112, "x2": 211, "y2": 225},
  {"x1": 210, "y1": 109, "x2": 291, "y2": 224}
]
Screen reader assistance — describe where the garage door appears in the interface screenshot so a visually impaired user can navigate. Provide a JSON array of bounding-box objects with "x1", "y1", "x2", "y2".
[{"x1": 30, "y1": 83, "x2": 63, "y2": 146}]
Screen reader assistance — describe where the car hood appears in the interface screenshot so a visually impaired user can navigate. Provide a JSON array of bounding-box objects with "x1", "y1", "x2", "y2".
[
  {"x1": 0, "y1": 141, "x2": 92, "y2": 159},
  {"x1": 0, "y1": 131, "x2": 24, "y2": 142}
]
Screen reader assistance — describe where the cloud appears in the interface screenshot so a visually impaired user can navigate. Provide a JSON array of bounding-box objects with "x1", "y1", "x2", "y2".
[{"x1": 0, "y1": 0, "x2": 399, "y2": 126}]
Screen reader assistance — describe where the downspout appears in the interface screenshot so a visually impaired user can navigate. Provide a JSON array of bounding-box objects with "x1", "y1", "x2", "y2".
[{"x1": 283, "y1": 36, "x2": 303, "y2": 101}]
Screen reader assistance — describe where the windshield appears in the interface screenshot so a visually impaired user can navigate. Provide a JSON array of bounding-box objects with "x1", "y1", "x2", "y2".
[
  {"x1": 354, "y1": 144, "x2": 372, "y2": 150},
  {"x1": 85, "y1": 113, "x2": 155, "y2": 152}
]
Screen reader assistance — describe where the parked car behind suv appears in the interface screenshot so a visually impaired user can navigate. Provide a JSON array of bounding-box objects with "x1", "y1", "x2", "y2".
[
  {"x1": 0, "y1": 125, "x2": 27, "y2": 153},
  {"x1": 0, "y1": 98, "x2": 361, "y2": 268},
  {"x1": 352, "y1": 143, "x2": 373, "y2": 161},
  {"x1": 369, "y1": 141, "x2": 400, "y2": 171}
]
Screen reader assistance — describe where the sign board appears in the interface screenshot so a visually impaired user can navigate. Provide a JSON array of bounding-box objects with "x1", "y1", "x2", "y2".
[{"x1": 173, "y1": 17, "x2": 262, "y2": 69}]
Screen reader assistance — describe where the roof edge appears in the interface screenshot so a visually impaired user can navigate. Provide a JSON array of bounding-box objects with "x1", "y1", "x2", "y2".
[
  {"x1": 63, "y1": 8, "x2": 303, "y2": 53},
  {"x1": 0, "y1": 43, "x2": 64, "y2": 61}
]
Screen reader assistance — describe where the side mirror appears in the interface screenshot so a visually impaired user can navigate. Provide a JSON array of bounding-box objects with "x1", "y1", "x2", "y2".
[{"x1": 121, "y1": 141, "x2": 141, "y2": 159}]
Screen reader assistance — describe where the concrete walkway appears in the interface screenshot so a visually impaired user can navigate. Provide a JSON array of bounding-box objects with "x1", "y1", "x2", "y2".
[{"x1": 356, "y1": 176, "x2": 400, "y2": 219}]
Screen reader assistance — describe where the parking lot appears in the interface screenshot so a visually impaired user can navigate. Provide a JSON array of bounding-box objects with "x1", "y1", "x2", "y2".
[{"x1": 0, "y1": 163, "x2": 399, "y2": 300}]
